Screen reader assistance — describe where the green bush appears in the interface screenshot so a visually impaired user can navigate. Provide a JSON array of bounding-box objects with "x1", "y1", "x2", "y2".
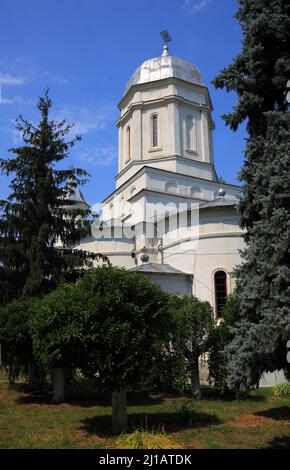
[{"x1": 273, "y1": 383, "x2": 290, "y2": 398}]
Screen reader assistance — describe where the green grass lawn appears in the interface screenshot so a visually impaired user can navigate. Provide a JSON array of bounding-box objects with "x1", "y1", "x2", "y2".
[{"x1": 1, "y1": 371, "x2": 290, "y2": 449}]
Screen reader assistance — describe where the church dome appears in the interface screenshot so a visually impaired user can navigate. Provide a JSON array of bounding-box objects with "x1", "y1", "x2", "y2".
[
  {"x1": 63, "y1": 184, "x2": 90, "y2": 209},
  {"x1": 124, "y1": 45, "x2": 204, "y2": 95}
]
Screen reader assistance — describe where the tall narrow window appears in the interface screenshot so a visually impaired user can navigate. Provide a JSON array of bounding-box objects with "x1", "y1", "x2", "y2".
[
  {"x1": 186, "y1": 117, "x2": 196, "y2": 151},
  {"x1": 164, "y1": 214, "x2": 169, "y2": 234},
  {"x1": 127, "y1": 126, "x2": 131, "y2": 160},
  {"x1": 152, "y1": 115, "x2": 158, "y2": 148},
  {"x1": 187, "y1": 203, "x2": 192, "y2": 227},
  {"x1": 214, "y1": 271, "x2": 227, "y2": 318}
]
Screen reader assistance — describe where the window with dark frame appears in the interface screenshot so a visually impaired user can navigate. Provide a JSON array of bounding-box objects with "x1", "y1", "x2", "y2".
[
  {"x1": 152, "y1": 115, "x2": 158, "y2": 148},
  {"x1": 127, "y1": 126, "x2": 131, "y2": 160},
  {"x1": 214, "y1": 270, "x2": 227, "y2": 318}
]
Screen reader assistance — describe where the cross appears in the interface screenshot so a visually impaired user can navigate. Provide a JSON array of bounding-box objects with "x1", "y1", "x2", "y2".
[{"x1": 160, "y1": 30, "x2": 172, "y2": 45}]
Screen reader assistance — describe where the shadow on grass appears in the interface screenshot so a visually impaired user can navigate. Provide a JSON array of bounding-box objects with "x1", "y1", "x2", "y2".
[
  {"x1": 15, "y1": 388, "x2": 164, "y2": 408},
  {"x1": 182, "y1": 386, "x2": 266, "y2": 403},
  {"x1": 254, "y1": 406, "x2": 290, "y2": 421},
  {"x1": 267, "y1": 435, "x2": 290, "y2": 449},
  {"x1": 80, "y1": 410, "x2": 220, "y2": 437}
]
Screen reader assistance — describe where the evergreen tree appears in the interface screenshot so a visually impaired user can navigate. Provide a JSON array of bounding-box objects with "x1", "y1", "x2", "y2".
[
  {"x1": 213, "y1": 0, "x2": 290, "y2": 393},
  {"x1": 213, "y1": 0, "x2": 290, "y2": 137},
  {"x1": 207, "y1": 294, "x2": 241, "y2": 395},
  {"x1": 0, "y1": 89, "x2": 105, "y2": 303},
  {"x1": 0, "y1": 298, "x2": 35, "y2": 383},
  {"x1": 226, "y1": 112, "x2": 290, "y2": 393}
]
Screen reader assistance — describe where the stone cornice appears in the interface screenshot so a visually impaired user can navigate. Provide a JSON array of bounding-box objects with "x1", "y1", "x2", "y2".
[
  {"x1": 115, "y1": 154, "x2": 216, "y2": 181},
  {"x1": 102, "y1": 163, "x2": 240, "y2": 204},
  {"x1": 118, "y1": 76, "x2": 212, "y2": 110},
  {"x1": 161, "y1": 231, "x2": 244, "y2": 252},
  {"x1": 116, "y1": 94, "x2": 212, "y2": 128}
]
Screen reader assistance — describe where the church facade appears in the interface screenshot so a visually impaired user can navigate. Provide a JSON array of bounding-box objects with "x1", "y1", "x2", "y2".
[{"x1": 76, "y1": 44, "x2": 244, "y2": 320}]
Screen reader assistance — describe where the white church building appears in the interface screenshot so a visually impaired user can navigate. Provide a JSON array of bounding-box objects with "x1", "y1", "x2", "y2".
[{"x1": 75, "y1": 43, "x2": 244, "y2": 321}]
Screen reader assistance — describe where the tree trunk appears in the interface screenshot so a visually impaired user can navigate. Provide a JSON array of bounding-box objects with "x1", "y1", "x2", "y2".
[
  {"x1": 52, "y1": 367, "x2": 65, "y2": 403},
  {"x1": 112, "y1": 389, "x2": 127, "y2": 434},
  {"x1": 191, "y1": 356, "x2": 201, "y2": 399},
  {"x1": 27, "y1": 362, "x2": 39, "y2": 390},
  {"x1": 8, "y1": 367, "x2": 16, "y2": 386}
]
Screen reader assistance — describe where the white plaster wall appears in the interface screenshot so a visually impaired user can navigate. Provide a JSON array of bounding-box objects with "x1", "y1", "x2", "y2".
[
  {"x1": 141, "y1": 104, "x2": 168, "y2": 159},
  {"x1": 116, "y1": 158, "x2": 178, "y2": 188},
  {"x1": 120, "y1": 84, "x2": 169, "y2": 116},
  {"x1": 161, "y1": 233, "x2": 243, "y2": 314},
  {"x1": 103, "y1": 254, "x2": 136, "y2": 270},
  {"x1": 142, "y1": 274, "x2": 192, "y2": 295},
  {"x1": 78, "y1": 221, "x2": 243, "y2": 312},
  {"x1": 119, "y1": 116, "x2": 131, "y2": 170},
  {"x1": 179, "y1": 105, "x2": 203, "y2": 160},
  {"x1": 117, "y1": 77, "x2": 215, "y2": 178},
  {"x1": 81, "y1": 67, "x2": 243, "y2": 314},
  {"x1": 78, "y1": 198, "x2": 244, "y2": 315},
  {"x1": 115, "y1": 161, "x2": 238, "y2": 198},
  {"x1": 174, "y1": 83, "x2": 207, "y2": 106},
  {"x1": 259, "y1": 371, "x2": 288, "y2": 387},
  {"x1": 102, "y1": 173, "x2": 147, "y2": 221},
  {"x1": 147, "y1": 169, "x2": 218, "y2": 200},
  {"x1": 120, "y1": 81, "x2": 208, "y2": 118}
]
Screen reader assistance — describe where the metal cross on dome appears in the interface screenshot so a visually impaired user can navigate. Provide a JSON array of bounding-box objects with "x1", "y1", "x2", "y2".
[
  {"x1": 160, "y1": 30, "x2": 172, "y2": 44},
  {"x1": 160, "y1": 30, "x2": 172, "y2": 56}
]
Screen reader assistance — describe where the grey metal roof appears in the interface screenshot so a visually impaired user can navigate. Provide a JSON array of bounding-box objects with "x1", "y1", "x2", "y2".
[
  {"x1": 129, "y1": 263, "x2": 190, "y2": 276},
  {"x1": 124, "y1": 48, "x2": 204, "y2": 95},
  {"x1": 199, "y1": 197, "x2": 238, "y2": 209},
  {"x1": 65, "y1": 185, "x2": 90, "y2": 208}
]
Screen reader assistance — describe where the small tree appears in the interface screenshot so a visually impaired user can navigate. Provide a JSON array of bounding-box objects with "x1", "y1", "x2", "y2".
[
  {"x1": 79, "y1": 267, "x2": 170, "y2": 433},
  {"x1": 168, "y1": 296, "x2": 214, "y2": 399},
  {"x1": 29, "y1": 283, "x2": 94, "y2": 403},
  {"x1": 29, "y1": 266, "x2": 170, "y2": 432}
]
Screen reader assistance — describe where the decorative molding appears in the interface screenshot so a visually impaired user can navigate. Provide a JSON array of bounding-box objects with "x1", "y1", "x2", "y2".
[
  {"x1": 117, "y1": 94, "x2": 212, "y2": 127},
  {"x1": 118, "y1": 76, "x2": 212, "y2": 110},
  {"x1": 148, "y1": 147, "x2": 162, "y2": 153}
]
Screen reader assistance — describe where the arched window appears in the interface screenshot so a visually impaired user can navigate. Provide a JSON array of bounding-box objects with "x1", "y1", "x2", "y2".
[
  {"x1": 186, "y1": 116, "x2": 196, "y2": 151},
  {"x1": 130, "y1": 186, "x2": 136, "y2": 196},
  {"x1": 126, "y1": 126, "x2": 131, "y2": 160},
  {"x1": 190, "y1": 185, "x2": 202, "y2": 198},
  {"x1": 164, "y1": 182, "x2": 178, "y2": 193},
  {"x1": 151, "y1": 115, "x2": 158, "y2": 148},
  {"x1": 214, "y1": 271, "x2": 227, "y2": 318}
]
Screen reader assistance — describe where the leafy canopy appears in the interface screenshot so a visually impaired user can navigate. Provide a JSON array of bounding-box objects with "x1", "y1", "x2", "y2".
[
  {"x1": 155, "y1": 295, "x2": 214, "y2": 392},
  {"x1": 29, "y1": 266, "x2": 170, "y2": 391}
]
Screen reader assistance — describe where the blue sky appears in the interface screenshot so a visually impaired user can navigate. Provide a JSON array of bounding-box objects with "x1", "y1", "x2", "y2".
[{"x1": 0, "y1": 0, "x2": 246, "y2": 206}]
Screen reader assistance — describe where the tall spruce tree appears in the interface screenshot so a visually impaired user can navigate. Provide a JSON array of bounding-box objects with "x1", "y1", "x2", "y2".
[
  {"x1": 213, "y1": 0, "x2": 290, "y2": 393},
  {"x1": 0, "y1": 89, "x2": 104, "y2": 303}
]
